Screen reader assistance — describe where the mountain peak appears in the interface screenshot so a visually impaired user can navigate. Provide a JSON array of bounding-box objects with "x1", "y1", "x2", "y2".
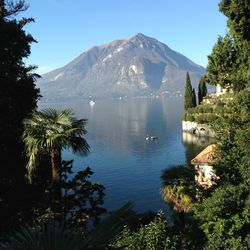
[
  {"x1": 135, "y1": 32, "x2": 147, "y2": 38},
  {"x1": 131, "y1": 32, "x2": 150, "y2": 41},
  {"x1": 38, "y1": 34, "x2": 205, "y2": 100},
  {"x1": 129, "y1": 33, "x2": 160, "y2": 48}
]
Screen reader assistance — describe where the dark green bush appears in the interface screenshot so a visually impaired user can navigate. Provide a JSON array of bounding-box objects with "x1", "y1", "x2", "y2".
[
  {"x1": 195, "y1": 114, "x2": 219, "y2": 123},
  {"x1": 112, "y1": 212, "x2": 179, "y2": 250}
]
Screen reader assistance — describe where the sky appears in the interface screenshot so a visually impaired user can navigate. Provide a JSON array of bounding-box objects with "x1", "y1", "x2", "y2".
[{"x1": 22, "y1": 0, "x2": 228, "y2": 74}]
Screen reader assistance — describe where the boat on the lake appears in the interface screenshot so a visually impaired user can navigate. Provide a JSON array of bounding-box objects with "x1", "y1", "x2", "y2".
[
  {"x1": 89, "y1": 100, "x2": 96, "y2": 106},
  {"x1": 145, "y1": 135, "x2": 158, "y2": 141}
]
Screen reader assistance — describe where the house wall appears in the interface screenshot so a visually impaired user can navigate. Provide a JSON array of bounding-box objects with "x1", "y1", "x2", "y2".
[
  {"x1": 182, "y1": 121, "x2": 197, "y2": 132},
  {"x1": 194, "y1": 164, "x2": 218, "y2": 189},
  {"x1": 216, "y1": 85, "x2": 227, "y2": 96}
]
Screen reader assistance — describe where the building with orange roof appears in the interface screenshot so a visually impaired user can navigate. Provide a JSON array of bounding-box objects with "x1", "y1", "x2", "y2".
[{"x1": 191, "y1": 144, "x2": 219, "y2": 189}]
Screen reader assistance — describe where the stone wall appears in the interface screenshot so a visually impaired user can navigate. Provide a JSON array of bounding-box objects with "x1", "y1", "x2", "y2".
[{"x1": 182, "y1": 121, "x2": 215, "y2": 137}]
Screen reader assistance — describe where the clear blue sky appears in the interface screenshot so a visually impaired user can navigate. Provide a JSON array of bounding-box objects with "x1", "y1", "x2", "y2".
[{"x1": 23, "y1": 0, "x2": 228, "y2": 74}]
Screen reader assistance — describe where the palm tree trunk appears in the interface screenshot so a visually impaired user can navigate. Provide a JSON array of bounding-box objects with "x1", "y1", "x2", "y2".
[{"x1": 51, "y1": 147, "x2": 62, "y2": 215}]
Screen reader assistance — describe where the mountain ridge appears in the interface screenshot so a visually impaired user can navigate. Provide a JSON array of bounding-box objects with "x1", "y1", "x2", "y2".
[{"x1": 37, "y1": 33, "x2": 205, "y2": 101}]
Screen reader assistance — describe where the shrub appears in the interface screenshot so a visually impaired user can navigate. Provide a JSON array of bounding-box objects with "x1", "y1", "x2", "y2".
[
  {"x1": 195, "y1": 114, "x2": 219, "y2": 123},
  {"x1": 112, "y1": 212, "x2": 179, "y2": 250}
]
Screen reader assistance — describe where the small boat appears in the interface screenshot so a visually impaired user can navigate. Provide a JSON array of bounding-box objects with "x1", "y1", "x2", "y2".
[
  {"x1": 89, "y1": 100, "x2": 96, "y2": 106},
  {"x1": 145, "y1": 135, "x2": 158, "y2": 141}
]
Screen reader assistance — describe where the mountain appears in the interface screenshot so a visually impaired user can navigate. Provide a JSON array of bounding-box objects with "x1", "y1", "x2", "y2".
[{"x1": 37, "y1": 33, "x2": 205, "y2": 101}]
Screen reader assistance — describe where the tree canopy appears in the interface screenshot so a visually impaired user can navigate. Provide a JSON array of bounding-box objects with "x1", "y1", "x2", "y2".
[
  {"x1": 0, "y1": 0, "x2": 39, "y2": 236},
  {"x1": 193, "y1": 0, "x2": 250, "y2": 248},
  {"x1": 23, "y1": 109, "x2": 90, "y2": 180},
  {"x1": 206, "y1": 0, "x2": 250, "y2": 91},
  {"x1": 23, "y1": 108, "x2": 90, "y2": 213}
]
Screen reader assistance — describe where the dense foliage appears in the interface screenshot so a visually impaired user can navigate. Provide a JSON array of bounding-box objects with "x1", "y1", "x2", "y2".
[
  {"x1": 112, "y1": 212, "x2": 179, "y2": 250},
  {"x1": 193, "y1": 90, "x2": 250, "y2": 248},
  {"x1": 32, "y1": 160, "x2": 106, "y2": 228},
  {"x1": 0, "y1": 0, "x2": 39, "y2": 236},
  {"x1": 206, "y1": 34, "x2": 239, "y2": 90},
  {"x1": 207, "y1": 0, "x2": 250, "y2": 91},
  {"x1": 184, "y1": 72, "x2": 196, "y2": 110},
  {"x1": 0, "y1": 1, "x2": 105, "y2": 240},
  {"x1": 177, "y1": 1, "x2": 250, "y2": 248},
  {"x1": 198, "y1": 76, "x2": 207, "y2": 104},
  {"x1": 192, "y1": 88, "x2": 197, "y2": 107},
  {"x1": 0, "y1": 203, "x2": 135, "y2": 250},
  {"x1": 193, "y1": 0, "x2": 250, "y2": 248},
  {"x1": 23, "y1": 108, "x2": 90, "y2": 212}
]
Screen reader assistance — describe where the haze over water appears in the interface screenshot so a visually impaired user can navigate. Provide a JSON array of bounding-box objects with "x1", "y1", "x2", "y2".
[{"x1": 39, "y1": 97, "x2": 213, "y2": 213}]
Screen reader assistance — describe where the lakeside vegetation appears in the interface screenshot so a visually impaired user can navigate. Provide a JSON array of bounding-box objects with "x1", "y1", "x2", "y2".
[
  {"x1": 0, "y1": 0, "x2": 249, "y2": 249},
  {"x1": 182, "y1": 93, "x2": 234, "y2": 124}
]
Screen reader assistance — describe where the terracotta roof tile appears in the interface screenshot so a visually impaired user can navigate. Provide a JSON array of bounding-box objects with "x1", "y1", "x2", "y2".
[{"x1": 191, "y1": 144, "x2": 216, "y2": 164}]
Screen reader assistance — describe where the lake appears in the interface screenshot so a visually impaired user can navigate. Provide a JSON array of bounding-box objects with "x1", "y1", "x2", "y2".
[{"x1": 39, "y1": 97, "x2": 213, "y2": 213}]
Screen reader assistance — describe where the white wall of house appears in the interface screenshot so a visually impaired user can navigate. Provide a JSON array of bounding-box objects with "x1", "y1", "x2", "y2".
[
  {"x1": 182, "y1": 121, "x2": 197, "y2": 132},
  {"x1": 216, "y1": 85, "x2": 227, "y2": 96},
  {"x1": 194, "y1": 164, "x2": 217, "y2": 189}
]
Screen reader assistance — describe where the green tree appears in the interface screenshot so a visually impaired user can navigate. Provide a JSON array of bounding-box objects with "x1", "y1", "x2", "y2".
[
  {"x1": 192, "y1": 88, "x2": 197, "y2": 107},
  {"x1": 198, "y1": 76, "x2": 207, "y2": 104},
  {"x1": 23, "y1": 109, "x2": 90, "y2": 205},
  {"x1": 33, "y1": 160, "x2": 106, "y2": 229},
  {"x1": 0, "y1": 0, "x2": 39, "y2": 236},
  {"x1": 193, "y1": 1, "x2": 250, "y2": 248},
  {"x1": 194, "y1": 185, "x2": 250, "y2": 249},
  {"x1": 113, "y1": 212, "x2": 179, "y2": 250},
  {"x1": 60, "y1": 160, "x2": 106, "y2": 227},
  {"x1": 207, "y1": 0, "x2": 250, "y2": 92},
  {"x1": 219, "y1": 0, "x2": 250, "y2": 51},
  {"x1": 219, "y1": 0, "x2": 250, "y2": 91},
  {"x1": 206, "y1": 34, "x2": 239, "y2": 90},
  {"x1": 184, "y1": 72, "x2": 195, "y2": 110}
]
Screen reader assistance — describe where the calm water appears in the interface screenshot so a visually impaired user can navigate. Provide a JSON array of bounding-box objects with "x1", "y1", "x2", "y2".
[{"x1": 39, "y1": 97, "x2": 213, "y2": 213}]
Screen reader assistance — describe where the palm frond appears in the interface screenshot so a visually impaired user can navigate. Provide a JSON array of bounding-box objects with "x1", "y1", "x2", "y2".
[
  {"x1": 0, "y1": 203, "x2": 135, "y2": 250},
  {"x1": 23, "y1": 108, "x2": 90, "y2": 183},
  {"x1": 69, "y1": 136, "x2": 90, "y2": 156},
  {"x1": 0, "y1": 222, "x2": 85, "y2": 250}
]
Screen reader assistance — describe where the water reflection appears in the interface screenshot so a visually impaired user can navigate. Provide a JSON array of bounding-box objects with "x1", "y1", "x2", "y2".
[
  {"x1": 40, "y1": 98, "x2": 184, "y2": 158},
  {"x1": 182, "y1": 132, "x2": 215, "y2": 166},
  {"x1": 159, "y1": 132, "x2": 214, "y2": 214},
  {"x1": 96, "y1": 98, "x2": 180, "y2": 158},
  {"x1": 39, "y1": 97, "x2": 209, "y2": 212}
]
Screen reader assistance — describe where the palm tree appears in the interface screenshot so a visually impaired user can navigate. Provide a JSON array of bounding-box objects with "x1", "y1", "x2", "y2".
[{"x1": 23, "y1": 109, "x2": 90, "y2": 201}]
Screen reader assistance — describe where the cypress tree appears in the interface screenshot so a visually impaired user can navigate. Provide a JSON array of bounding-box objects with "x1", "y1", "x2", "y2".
[
  {"x1": 198, "y1": 76, "x2": 207, "y2": 104},
  {"x1": 192, "y1": 88, "x2": 197, "y2": 107},
  {"x1": 184, "y1": 72, "x2": 193, "y2": 110}
]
